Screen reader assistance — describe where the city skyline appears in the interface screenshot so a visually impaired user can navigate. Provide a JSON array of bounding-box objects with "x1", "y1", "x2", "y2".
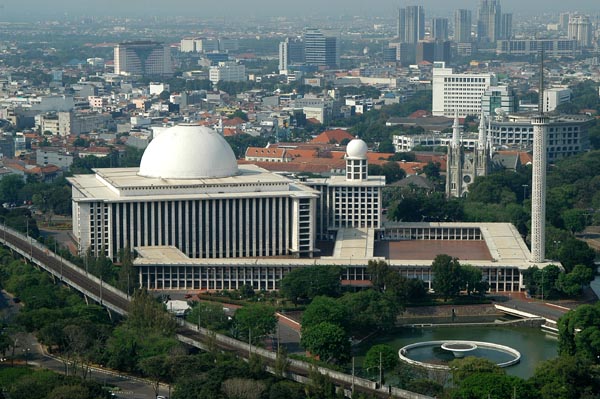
[{"x1": 3, "y1": 0, "x2": 599, "y2": 19}]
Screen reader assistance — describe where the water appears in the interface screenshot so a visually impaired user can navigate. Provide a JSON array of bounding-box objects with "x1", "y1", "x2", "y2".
[{"x1": 357, "y1": 325, "x2": 558, "y2": 379}]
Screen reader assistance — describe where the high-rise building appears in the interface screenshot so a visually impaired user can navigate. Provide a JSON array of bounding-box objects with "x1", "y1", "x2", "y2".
[
  {"x1": 500, "y1": 13, "x2": 512, "y2": 40},
  {"x1": 278, "y1": 37, "x2": 305, "y2": 72},
  {"x1": 404, "y1": 6, "x2": 425, "y2": 44},
  {"x1": 432, "y1": 18, "x2": 449, "y2": 41},
  {"x1": 481, "y1": 85, "x2": 518, "y2": 116},
  {"x1": 397, "y1": 8, "x2": 406, "y2": 41},
  {"x1": 114, "y1": 41, "x2": 173, "y2": 77},
  {"x1": 416, "y1": 41, "x2": 451, "y2": 64},
  {"x1": 559, "y1": 12, "x2": 571, "y2": 31},
  {"x1": 304, "y1": 29, "x2": 340, "y2": 68},
  {"x1": 208, "y1": 62, "x2": 246, "y2": 84},
  {"x1": 568, "y1": 15, "x2": 592, "y2": 47},
  {"x1": 454, "y1": 9, "x2": 472, "y2": 43},
  {"x1": 477, "y1": 0, "x2": 501, "y2": 43},
  {"x1": 432, "y1": 62, "x2": 496, "y2": 118}
]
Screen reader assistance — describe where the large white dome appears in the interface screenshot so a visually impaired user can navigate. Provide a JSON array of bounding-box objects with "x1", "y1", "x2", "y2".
[
  {"x1": 138, "y1": 125, "x2": 239, "y2": 179},
  {"x1": 346, "y1": 138, "x2": 368, "y2": 159}
]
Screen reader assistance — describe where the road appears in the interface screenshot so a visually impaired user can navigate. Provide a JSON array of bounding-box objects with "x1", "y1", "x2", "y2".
[
  {"x1": 0, "y1": 290, "x2": 168, "y2": 399},
  {"x1": 0, "y1": 225, "x2": 129, "y2": 314}
]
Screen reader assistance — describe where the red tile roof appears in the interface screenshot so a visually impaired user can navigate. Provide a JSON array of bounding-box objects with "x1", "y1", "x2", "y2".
[{"x1": 310, "y1": 129, "x2": 354, "y2": 144}]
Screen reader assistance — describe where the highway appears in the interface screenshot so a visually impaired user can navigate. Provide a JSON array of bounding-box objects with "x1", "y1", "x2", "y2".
[{"x1": 0, "y1": 224, "x2": 129, "y2": 315}]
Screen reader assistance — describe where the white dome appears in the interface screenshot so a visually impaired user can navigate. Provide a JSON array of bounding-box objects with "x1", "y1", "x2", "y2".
[
  {"x1": 138, "y1": 125, "x2": 239, "y2": 179},
  {"x1": 346, "y1": 138, "x2": 368, "y2": 159}
]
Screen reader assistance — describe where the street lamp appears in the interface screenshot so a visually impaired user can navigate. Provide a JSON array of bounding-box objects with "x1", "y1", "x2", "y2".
[
  {"x1": 522, "y1": 184, "x2": 528, "y2": 201},
  {"x1": 22, "y1": 348, "x2": 30, "y2": 366}
]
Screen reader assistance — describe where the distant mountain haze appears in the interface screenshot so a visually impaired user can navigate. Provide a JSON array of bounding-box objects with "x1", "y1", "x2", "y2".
[{"x1": 2, "y1": 0, "x2": 599, "y2": 19}]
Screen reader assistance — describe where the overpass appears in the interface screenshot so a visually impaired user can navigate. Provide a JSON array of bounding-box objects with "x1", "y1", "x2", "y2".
[{"x1": 0, "y1": 223, "x2": 129, "y2": 316}]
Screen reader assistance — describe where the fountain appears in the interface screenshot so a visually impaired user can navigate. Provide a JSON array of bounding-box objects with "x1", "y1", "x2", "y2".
[{"x1": 398, "y1": 340, "x2": 521, "y2": 370}]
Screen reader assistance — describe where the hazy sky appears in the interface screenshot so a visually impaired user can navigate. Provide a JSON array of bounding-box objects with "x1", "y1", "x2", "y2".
[{"x1": 2, "y1": 0, "x2": 599, "y2": 19}]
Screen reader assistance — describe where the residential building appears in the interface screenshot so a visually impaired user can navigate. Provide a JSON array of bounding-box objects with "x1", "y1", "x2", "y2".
[
  {"x1": 209, "y1": 62, "x2": 246, "y2": 84},
  {"x1": 568, "y1": 15, "x2": 593, "y2": 47},
  {"x1": 114, "y1": 41, "x2": 173, "y2": 77}
]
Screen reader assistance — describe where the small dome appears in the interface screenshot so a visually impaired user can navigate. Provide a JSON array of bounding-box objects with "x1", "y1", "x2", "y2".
[
  {"x1": 346, "y1": 138, "x2": 368, "y2": 159},
  {"x1": 139, "y1": 125, "x2": 238, "y2": 179}
]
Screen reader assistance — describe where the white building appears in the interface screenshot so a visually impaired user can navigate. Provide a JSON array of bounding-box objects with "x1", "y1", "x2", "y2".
[
  {"x1": 114, "y1": 41, "x2": 173, "y2": 77},
  {"x1": 432, "y1": 63, "x2": 496, "y2": 118},
  {"x1": 209, "y1": 62, "x2": 246, "y2": 84},
  {"x1": 568, "y1": 15, "x2": 592, "y2": 47},
  {"x1": 543, "y1": 88, "x2": 571, "y2": 113},
  {"x1": 69, "y1": 125, "x2": 320, "y2": 259}
]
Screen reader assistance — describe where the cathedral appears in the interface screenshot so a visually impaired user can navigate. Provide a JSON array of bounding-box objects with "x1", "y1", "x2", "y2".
[{"x1": 446, "y1": 112, "x2": 491, "y2": 197}]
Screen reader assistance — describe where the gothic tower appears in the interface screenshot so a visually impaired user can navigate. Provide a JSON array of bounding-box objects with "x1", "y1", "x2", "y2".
[
  {"x1": 446, "y1": 113, "x2": 463, "y2": 197},
  {"x1": 474, "y1": 110, "x2": 490, "y2": 177}
]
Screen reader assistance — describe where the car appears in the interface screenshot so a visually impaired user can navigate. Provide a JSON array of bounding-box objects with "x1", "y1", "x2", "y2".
[{"x1": 156, "y1": 396, "x2": 168, "y2": 399}]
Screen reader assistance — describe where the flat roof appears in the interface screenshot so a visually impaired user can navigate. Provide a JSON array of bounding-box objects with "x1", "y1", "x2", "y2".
[
  {"x1": 68, "y1": 164, "x2": 318, "y2": 201},
  {"x1": 133, "y1": 222, "x2": 556, "y2": 270},
  {"x1": 375, "y1": 240, "x2": 493, "y2": 261}
]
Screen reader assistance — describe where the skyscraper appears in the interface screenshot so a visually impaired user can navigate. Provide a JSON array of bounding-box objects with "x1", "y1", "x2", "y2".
[
  {"x1": 304, "y1": 29, "x2": 339, "y2": 69},
  {"x1": 432, "y1": 18, "x2": 449, "y2": 41},
  {"x1": 397, "y1": 8, "x2": 406, "y2": 41},
  {"x1": 477, "y1": 0, "x2": 501, "y2": 43},
  {"x1": 114, "y1": 41, "x2": 173, "y2": 77},
  {"x1": 404, "y1": 6, "x2": 425, "y2": 44},
  {"x1": 500, "y1": 13, "x2": 512, "y2": 40},
  {"x1": 568, "y1": 15, "x2": 592, "y2": 47},
  {"x1": 278, "y1": 37, "x2": 304, "y2": 72},
  {"x1": 454, "y1": 9, "x2": 472, "y2": 43}
]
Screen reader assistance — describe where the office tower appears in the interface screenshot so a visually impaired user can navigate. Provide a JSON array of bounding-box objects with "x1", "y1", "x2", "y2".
[
  {"x1": 568, "y1": 15, "x2": 592, "y2": 47},
  {"x1": 559, "y1": 12, "x2": 571, "y2": 31},
  {"x1": 416, "y1": 41, "x2": 451, "y2": 64},
  {"x1": 304, "y1": 29, "x2": 340, "y2": 68},
  {"x1": 432, "y1": 63, "x2": 496, "y2": 118},
  {"x1": 477, "y1": 0, "x2": 501, "y2": 43},
  {"x1": 432, "y1": 17, "x2": 449, "y2": 41},
  {"x1": 278, "y1": 37, "x2": 305, "y2": 72},
  {"x1": 209, "y1": 62, "x2": 246, "y2": 84},
  {"x1": 500, "y1": 13, "x2": 512, "y2": 40},
  {"x1": 114, "y1": 41, "x2": 173, "y2": 77},
  {"x1": 454, "y1": 9, "x2": 472, "y2": 43},
  {"x1": 397, "y1": 8, "x2": 406, "y2": 41},
  {"x1": 404, "y1": 6, "x2": 425, "y2": 44}
]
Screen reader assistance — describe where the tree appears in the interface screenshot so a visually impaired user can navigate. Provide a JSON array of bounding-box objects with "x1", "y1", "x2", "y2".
[
  {"x1": 528, "y1": 355, "x2": 600, "y2": 399},
  {"x1": 233, "y1": 304, "x2": 277, "y2": 344},
  {"x1": 221, "y1": 378, "x2": 265, "y2": 399},
  {"x1": 460, "y1": 264, "x2": 488, "y2": 296},
  {"x1": 187, "y1": 302, "x2": 231, "y2": 332},
  {"x1": 561, "y1": 208, "x2": 587, "y2": 233},
  {"x1": 280, "y1": 266, "x2": 342, "y2": 305},
  {"x1": 139, "y1": 355, "x2": 170, "y2": 396},
  {"x1": 431, "y1": 254, "x2": 463, "y2": 300},
  {"x1": 558, "y1": 301, "x2": 600, "y2": 362},
  {"x1": 557, "y1": 238, "x2": 595, "y2": 272},
  {"x1": 301, "y1": 322, "x2": 350, "y2": 364},
  {"x1": 301, "y1": 296, "x2": 348, "y2": 332},
  {"x1": 422, "y1": 161, "x2": 441, "y2": 180},
  {"x1": 556, "y1": 264, "x2": 594, "y2": 297},
  {"x1": 0, "y1": 174, "x2": 25, "y2": 204},
  {"x1": 381, "y1": 161, "x2": 406, "y2": 184},
  {"x1": 338, "y1": 290, "x2": 399, "y2": 333},
  {"x1": 449, "y1": 357, "x2": 503, "y2": 385},
  {"x1": 449, "y1": 373, "x2": 529, "y2": 399},
  {"x1": 363, "y1": 344, "x2": 398, "y2": 380}
]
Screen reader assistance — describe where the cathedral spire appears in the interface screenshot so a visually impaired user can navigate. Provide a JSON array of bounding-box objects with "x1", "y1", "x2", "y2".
[
  {"x1": 478, "y1": 111, "x2": 487, "y2": 150},
  {"x1": 451, "y1": 110, "x2": 461, "y2": 148}
]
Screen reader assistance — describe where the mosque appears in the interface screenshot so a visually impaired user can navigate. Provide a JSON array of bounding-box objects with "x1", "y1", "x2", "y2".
[{"x1": 69, "y1": 124, "x2": 552, "y2": 293}]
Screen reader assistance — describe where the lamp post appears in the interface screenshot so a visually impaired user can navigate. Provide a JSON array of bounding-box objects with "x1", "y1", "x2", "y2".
[{"x1": 522, "y1": 184, "x2": 528, "y2": 201}]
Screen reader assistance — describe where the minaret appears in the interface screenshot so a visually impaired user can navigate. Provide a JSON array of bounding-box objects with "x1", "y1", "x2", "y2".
[
  {"x1": 345, "y1": 138, "x2": 368, "y2": 181},
  {"x1": 446, "y1": 111, "x2": 463, "y2": 197},
  {"x1": 530, "y1": 50, "x2": 548, "y2": 263}
]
